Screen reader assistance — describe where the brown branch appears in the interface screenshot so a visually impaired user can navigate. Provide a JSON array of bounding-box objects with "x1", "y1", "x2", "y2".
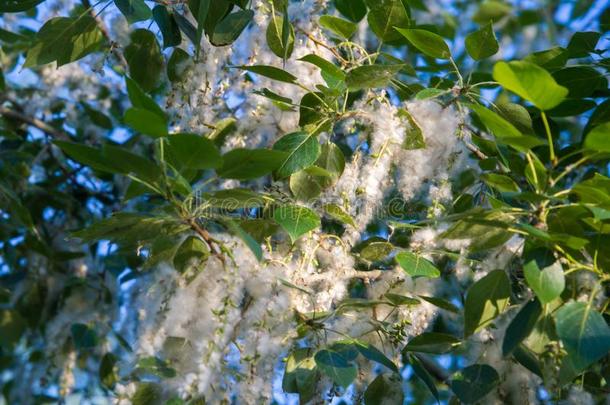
[
  {"x1": 464, "y1": 140, "x2": 488, "y2": 161},
  {"x1": 186, "y1": 217, "x2": 225, "y2": 263},
  {"x1": 297, "y1": 29, "x2": 348, "y2": 66},
  {"x1": 0, "y1": 106, "x2": 71, "y2": 141}
]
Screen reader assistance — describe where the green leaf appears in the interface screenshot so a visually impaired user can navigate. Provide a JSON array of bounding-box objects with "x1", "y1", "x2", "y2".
[
  {"x1": 334, "y1": 0, "x2": 367, "y2": 22},
  {"x1": 547, "y1": 99, "x2": 596, "y2": 118},
  {"x1": 440, "y1": 209, "x2": 513, "y2": 251},
  {"x1": 147, "y1": 238, "x2": 183, "y2": 268},
  {"x1": 223, "y1": 219, "x2": 263, "y2": 261},
  {"x1": 384, "y1": 293, "x2": 420, "y2": 306},
  {"x1": 193, "y1": 0, "x2": 210, "y2": 56},
  {"x1": 324, "y1": 203, "x2": 355, "y2": 226},
  {"x1": 398, "y1": 108, "x2": 425, "y2": 150},
  {"x1": 124, "y1": 29, "x2": 164, "y2": 92},
  {"x1": 408, "y1": 354, "x2": 439, "y2": 401},
  {"x1": 465, "y1": 22, "x2": 499, "y2": 60},
  {"x1": 584, "y1": 122, "x2": 610, "y2": 153},
  {"x1": 468, "y1": 103, "x2": 545, "y2": 152},
  {"x1": 354, "y1": 340, "x2": 399, "y2": 373},
  {"x1": 99, "y1": 353, "x2": 118, "y2": 388},
  {"x1": 360, "y1": 241, "x2": 394, "y2": 261},
  {"x1": 200, "y1": 0, "x2": 230, "y2": 34},
  {"x1": 135, "y1": 356, "x2": 177, "y2": 378},
  {"x1": 450, "y1": 364, "x2": 500, "y2": 404},
  {"x1": 205, "y1": 189, "x2": 267, "y2": 209},
  {"x1": 553, "y1": 66, "x2": 605, "y2": 99},
  {"x1": 567, "y1": 31, "x2": 600, "y2": 58},
  {"x1": 167, "y1": 133, "x2": 222, "y2": 170},
  {"x1": 0, "y1": 0, "x2": 44, "y2": 12},
  {"x1": 282, "y1": 348, "x2": 319, "y2": 403},
  {"x1": 473, "y1": 0, "x2": 511, "y2": 24},
  {"x1": 115, "y1": 0, "x2": 152, "y2": 24},
  {"x1": 502, "y1": 299, "x2": 542, "y2": 356},
  {"x1": 255, "y1": 88, "x2": 293, "y2": 106},
  {"x1": 217, "y1": 148, "x2": 286, "y2": 180},
  {"x1": 236, "y1": 65, "x2": 297, "y2": 84},
  {"x1": 273, "y1": 205, "x2": 320, "y2": 242},
  {"x1": 316, "y1": 142, "x2": 345, "y2": 177},
  {"x1": 124, "y1": 107, "x2": 168, "y2": 138},
  {"x1": 132, "y1": 383, "x2": 162, "y2": 405},
  {"x1": 464, "y1": 270, "x2": 510, "y2": 337},
  {"x1": 210, "y1": 10, "x2": 254, "y2": 46},
  {"x1": 125, "y1": 77, "x2": 166, "y2": 119},
  {"x1": 152, "y1": 6, "x2": 181, "y2": 48},
  {"x1": 403, "y1": 332, "x2": 460, "y2": 354},
  {"x1": 24, "y1": 16, "x2": 106, "y2": 67},
  {"x1": 523, "y1": 259, "x2": 564, "y2": 304},
  {"x1": 328, "y1": 342, "x2": 360, "y2": 361},
  {"x1": 524, "y1": 47, "x2": 569, "y2": 70},
  {"x1": 395, "y1": 28, "x2": 451, "y2": 59},
  {"x1": 555, "y1": 302, "x2": 610, "y2": 376},
  {"x1": 513, "y1": 345, "x2": 543, "y2": 377},
  {"x1": 319, "y1": 15, "x2": 357, "y2": 39},
  {"x1": 0, "y1": 310, "x2": 26, "y2": 349},
  {"x1": 345, "y1": 64, "x2": 404, "y2": 91},
  {"x1": 71, "y1": 323, "x2": 98, "y2": 349},
  {"x1": 481, "y1": 173, "x2": 520, "y2": 193},
  {"x1": 395, "y1": 251, "x2": 440, "y2": 278},
  {"x1": 81, "y1": 103, "x2": 112, "y2": 129},
  {"x1": 367, "y1": 0, "x2": 409, "y2": 43},
  {"x1": 572, "y1": 173, "x2": 610, "y2": 206},
  {"x1": 267, "y1": 15, "x2": 294, "y2": 58},
  {"x1": 101, "y1": 144, "x2": 162, "y2": 184},
  {"x1": 273, "y1": 131, "x2": 321, "y2": 179},
  {"x1": 314, "y1": 349, "x2": 357, "y2": 388},
  {"x1": 298, "y1": 92, "x2": 325, "y2": 126},
  {"x1": 173, "y1": 236, "x2": 209, "y2": 273},
  {"x1": 492, "y1": 60, "x2": 568, "y2": 110},
  {"x1": 414, "y1": 88, "x2": 447, "y2": 100},
  {"x1": 167, "y1": 48, "x2": 193, "y2": 83},
  {"x1": 418, "y1": 295, "x2": 459, "y2": 313},
  {"x1": 55, "y1": 141, "x2": 119, "y2": 174},
  {"x1": 299, "y1": 54, "x2": 345, "y2": 80},
  {"x1": 496, "y1": 102, "x2": 534, "y2": 135},
  {"x1": 73, "y1": 213, "x2": 170, "y2": 245},
  {"x1": 56, "y1": 142, "x2": 161, "y2": 186},
  {"x1": 363, "y1": 374, "x2": 404, "y2": 405},
  {"x1": 174, "y1": 12, "x2": 197, "y2": 45}
]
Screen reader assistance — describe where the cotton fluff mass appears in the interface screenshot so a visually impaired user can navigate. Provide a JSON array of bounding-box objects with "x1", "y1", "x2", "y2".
[{"x1": 114, "y1": 1, "x2": 482, "y2": 402}]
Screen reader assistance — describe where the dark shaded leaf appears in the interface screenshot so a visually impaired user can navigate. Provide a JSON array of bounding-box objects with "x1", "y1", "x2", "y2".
[
  {"x1": 124, "y1": 29, "x2": 164, "y2": 92},
  {"x1": 450, "y1": 364, "x2": 500, "y2": 403},
  {"x1": 464, "y1": 270, "x2": 510, "y2": 337}
]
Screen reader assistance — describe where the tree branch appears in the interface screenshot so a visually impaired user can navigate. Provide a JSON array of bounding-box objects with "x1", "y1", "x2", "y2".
[
  {"x1": 0, "y1": 106, "x2": 71, "y2": 141},
  {"x1": 186, "y1": 217, "x2": 225, "y2": 263}
]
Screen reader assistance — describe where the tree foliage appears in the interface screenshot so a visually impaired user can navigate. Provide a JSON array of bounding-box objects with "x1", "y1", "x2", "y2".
[{"x1": 1, "y1": 0, "x2": 610, "y2": 403}]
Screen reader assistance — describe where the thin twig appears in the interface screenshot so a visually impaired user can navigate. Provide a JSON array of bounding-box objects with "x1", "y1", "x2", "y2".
[{"x1": 186, "y1": 217, "x2": 225, "y2": 263}]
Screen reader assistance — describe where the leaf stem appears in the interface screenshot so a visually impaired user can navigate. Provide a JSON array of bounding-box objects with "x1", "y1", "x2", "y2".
[
  {"x1": 449, "y1": 57, "x2": 464, "y2": 88},
  {"x1": 540, "y1": 111, "x2": 556, "y2": 165}
]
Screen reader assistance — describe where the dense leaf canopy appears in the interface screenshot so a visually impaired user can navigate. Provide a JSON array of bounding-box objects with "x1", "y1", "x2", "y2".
[{"x1": 1, "y1": 0, "x2": 610, "y2": 404}]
